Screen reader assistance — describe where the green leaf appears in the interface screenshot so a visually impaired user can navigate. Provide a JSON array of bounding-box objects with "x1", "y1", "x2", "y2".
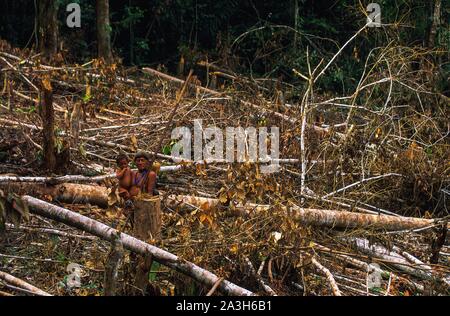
[
  {"x1": 148, "y1": 261, "x2": 160, "y2": 282},
  {"x1": 82, "y1": 94, "x2": 91, "y2": 103},
  {"x1": 162, "y1": 145, "x2": 172, "y2": 155}
]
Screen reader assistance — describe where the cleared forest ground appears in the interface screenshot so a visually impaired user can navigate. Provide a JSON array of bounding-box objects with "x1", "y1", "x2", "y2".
[{"x1": 0, "y1": 39, "x2": 449, "y2": 296}]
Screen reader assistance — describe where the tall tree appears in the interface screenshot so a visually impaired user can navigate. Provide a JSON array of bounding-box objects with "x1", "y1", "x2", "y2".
[
  {"x1": 37, "y1": 0, "x2": 58, "y2": 58},
  {"x1": 96, "y1": 0, "x2": 113, "y2": 63}
]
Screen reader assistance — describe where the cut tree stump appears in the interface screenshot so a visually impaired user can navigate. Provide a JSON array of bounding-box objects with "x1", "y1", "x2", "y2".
[
  {"x1": 132, "y1": 195, "x2": 161, "y2": 295},
  {"x1": 133, "y1": 195, "x2": 161, "y2": 241}
]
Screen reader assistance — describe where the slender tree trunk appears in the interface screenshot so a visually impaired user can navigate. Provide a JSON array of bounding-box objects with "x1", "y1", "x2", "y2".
[
  {"x1": 293, "y1": 0, "x2": 299, "y2": 46},
  {"x1": 129, "y1": 0, "x2": 134, "y2": 65},
  {"x1": 96, "y1": 0, "x2": 113, "y2": 63},
  {"x1": 104, "y1": 232, "x2": 123, "y2": 296},
  {"x1": 428, "y1": 0, "x2": 441, "y2": 48},
  {"x1": 40, "y1": 77, "x2": 56, "y2": 171},
  {"x1": 37, "y1": 0, "x2": 58, "y2": 58}
]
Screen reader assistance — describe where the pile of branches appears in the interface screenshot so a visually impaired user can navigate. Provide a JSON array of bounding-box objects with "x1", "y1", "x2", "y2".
[{"x1": 0, "y1": 25, "x2": 449, "y2": 297}]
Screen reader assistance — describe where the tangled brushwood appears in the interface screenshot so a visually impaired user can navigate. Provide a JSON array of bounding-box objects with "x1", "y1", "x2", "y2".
[{"x1": 0, "y1": 30, "x2": 448, "y2": 296}]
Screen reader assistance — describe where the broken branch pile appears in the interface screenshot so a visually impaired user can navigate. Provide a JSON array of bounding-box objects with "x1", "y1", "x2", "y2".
[{"x1": 0, "y1": 37, "x2": 448, "y2": 296}]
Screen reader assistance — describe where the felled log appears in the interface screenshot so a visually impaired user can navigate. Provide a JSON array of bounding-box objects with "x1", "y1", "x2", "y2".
[
  {"x1": 0, "y1": 182, "x2": 110, "y2": 208},
  {"x1": 0, "y1": 165, "x2": 182, "y2": 184},
  {"x1": 165, "y1": 194, "x2": 220, "y2": 211},
  {"x1": 22, "y1": 195, "x2": 254, "y2": 296},
  {"x1": 313, "y1": 242, "x2": 425, "y2": 292},
  {"x1": 2, "y1": 182, "x2": 442, "y2": 231},
  {"x1": 347, "y1": 237, "x2": 450, "y2": 287},
  {"x1": 166, "y1": 194, "x2": 443, "y2": 231},
  {"x1": 0, "y1": 271, "x2": 52, "y2": 296},
  {"x1": 285, "y1": 206, "x2": 438, "y2": 231}
]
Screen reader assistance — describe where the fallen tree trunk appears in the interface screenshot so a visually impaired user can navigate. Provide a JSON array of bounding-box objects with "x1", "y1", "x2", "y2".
[
  {"x1": 2, "y1": 182, "x2": 442, "y2": 231},
  {"x1": 168, "y1": 195, "x2": 440, "y2": 231},
  {"x1": 21, "y1": 195, "x2": 254, "y2": 296},
  {"x1": 0, "y1": 182, "x2": 111, "y2": 208},
  {"x1": 347, "y1": 237, "x2": 450, "y2": 287},
  {"x1": 313, "y1": 242, "x2": 425, "y2": 292},
  {"x1": 286, "y1": 206, "x2": 439, "y2": 231},
  {"x1": 0, "y1": 166, "x2": 182, "y2": 184},
  {"x1": 0, "y1": 271, "x2": 52, "y2": 296}
]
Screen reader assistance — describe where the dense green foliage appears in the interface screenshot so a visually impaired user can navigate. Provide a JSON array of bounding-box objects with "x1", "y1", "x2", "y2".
[{"x1": 0, "y1": 0, "x2": 448, "y2": 94}]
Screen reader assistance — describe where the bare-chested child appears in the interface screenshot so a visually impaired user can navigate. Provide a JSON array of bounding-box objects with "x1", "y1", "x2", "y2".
[{"x1": 116, "y1": 154, "x2": 133, "y2": 200}]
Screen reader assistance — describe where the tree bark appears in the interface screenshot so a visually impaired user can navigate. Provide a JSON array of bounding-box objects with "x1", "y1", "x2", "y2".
[
  {"x1": 167, "y1": 195, "x2": 440, "y2": 232},
  {"x1": 104, "y1": 232, "x2": 124, "y2": 296},
  {"x1": 37, "y1": 0, "x2": 58, "y2": 58},
  {"x1": 22, "y1": 195, "x2": 254, "y2": 296},
  {"x1": 96, "y1": 0, "x2": 113, "y2": 63},
  {"x1": 0, "y1": 271, "x2": 52, "y2": 296},
  {"x1": 311, "y1": 257, "x2": 342, "y2": 296},
  {"x1": 428, "y1": 0, "x2": 442, "y2": 48},
  {"x1": 0, "y1": 165, "x2": 181, "y2": 184},
  {"x1": 0, "y1": 182, "x2": 110, "y2": 208},
  {"x1": 1, "y1": 182, "x2": 442, "y2": 232},
  {"x1": 40, "y1": 77, "x2": 56, "y2": 171},
  {"x1": 132, "y1": 196, "x2": 161, "y2": 295},
  {"x1": 347, "y1": 237, "x2": 450, "y2": 288},
  {"x1": 134, "y1": 196, "x2": 161, "y2": 241}
]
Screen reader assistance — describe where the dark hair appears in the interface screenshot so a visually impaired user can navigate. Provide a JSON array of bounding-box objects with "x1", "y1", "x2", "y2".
[
  {"x1": 134, "y1": 151, "x2": 150, "y2": 161},
  {"x1": 116, "y1": 154, "x2": 129, "y2": 164}
]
